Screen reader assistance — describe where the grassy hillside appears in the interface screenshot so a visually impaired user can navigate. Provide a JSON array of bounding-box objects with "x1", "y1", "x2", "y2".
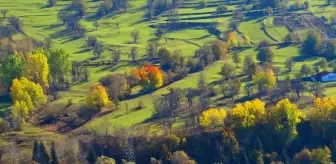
[{"x1": 1, "y1": 0, "x2": 336, "y2": 135}]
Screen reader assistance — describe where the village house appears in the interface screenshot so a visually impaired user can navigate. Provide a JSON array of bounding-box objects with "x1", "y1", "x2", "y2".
[{"x1": 312, "y1": 71, "x2": 336, "y2": 82}]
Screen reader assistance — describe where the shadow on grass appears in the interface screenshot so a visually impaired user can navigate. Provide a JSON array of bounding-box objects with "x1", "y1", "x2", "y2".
[
  {"x1": 74, "y1": 48, "x2": 92, "y2": 54},
  {"x1": 292, "y1": 55, "x2": 316, "y2": 62}
]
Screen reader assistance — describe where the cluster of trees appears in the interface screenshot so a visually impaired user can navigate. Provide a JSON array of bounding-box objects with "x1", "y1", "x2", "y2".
[
  {"x1": 15, "y1": 97, "x2": 336, "y2": 164},
  {"x1": 98, "y1": 0, "x2": 129, "y2": 17},
  {"x1": 130, "y1": 63, "x2": 164, "y2": 91},
  {"x1": 0, "y1": 48, "x2": 76, "y2": 129},
  {"x1": 301, "y1": 30, "x2": 336, "y2": 58},
  {"x1": 0, "y1": 15, "x2": 25, "y2": 40},
  {"x1": 57, "y1": 0, "x2": 88, "y2": 37}
]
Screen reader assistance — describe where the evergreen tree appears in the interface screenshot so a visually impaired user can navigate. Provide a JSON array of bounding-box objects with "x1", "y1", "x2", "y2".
[
  {"x1": 281, "y1": 149, "x2": 291, "y2": 164},
  {"x1": 241, "y1": 148, "x2": 250, "y2": 164},
  {"x1": 50, "y1": 142, "x2": 59, "y2": 164},
  {"x1": 39, "y1": 141, "x2": 50, "y2": 164},
  {"x1": 87, "y1": 147, "x2": 97, "y2": 164},
  {"x1": 32, "y1": 139, "x2": 40, "y2": 162}
]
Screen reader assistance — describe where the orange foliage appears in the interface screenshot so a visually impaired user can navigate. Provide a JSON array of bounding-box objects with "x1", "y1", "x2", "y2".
[{"x1": 130, "y1": 63, "x2": 164, "y2": 90}]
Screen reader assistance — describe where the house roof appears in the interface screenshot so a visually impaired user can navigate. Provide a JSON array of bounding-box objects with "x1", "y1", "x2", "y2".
[{"x1": 315, "y1": 71, "x2": 332, "y2": 77}]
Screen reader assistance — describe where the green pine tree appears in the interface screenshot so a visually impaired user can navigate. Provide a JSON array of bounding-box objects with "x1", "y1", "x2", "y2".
[
  {"x1": 50, "y1": 142, "x2": 59, "y2": 164},
  {"x1": 241, "y1": 148, "x2": 250, "y2": 164},
  {"x1": 39, "y1": 141, "x2": 50, "y2": 164},
  {"x1": 87, "y1": 148, "x2": 97, "y2": 164},
  {"x1": 32, "y1": 139, "x2": 40, "y2": 162},
  {"x1": 281, "y1": 149, "x2": 291, "y2": 164}
]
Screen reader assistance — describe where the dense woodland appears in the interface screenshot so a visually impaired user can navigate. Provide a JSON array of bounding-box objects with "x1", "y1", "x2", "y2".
[{"x1": 1, "y1": 0, "x2": 336, "y2": 163}]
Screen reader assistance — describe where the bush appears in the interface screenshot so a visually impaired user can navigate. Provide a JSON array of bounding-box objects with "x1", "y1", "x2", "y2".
[
  {"x1": 199, "y1": 0, "x2": 207, "y2": 8},
  {"x1": 136, "y1": 100, "x2": 144, "y2": 110},
  {"x1": 216, "y1": 5, "x2": 228, "y2": 13},
  {"x1": 209, "y1": 86, "x2": 220, "y2": 97},
  {"x1": 257, "y1": 39, "x2": 271, "y2": 49},
  {"x1": 187, "y1": 59, "x2": 204, "y2": 73},
  {"x1": 0, "y1": 118, "x2": 5, "y2": 133}
]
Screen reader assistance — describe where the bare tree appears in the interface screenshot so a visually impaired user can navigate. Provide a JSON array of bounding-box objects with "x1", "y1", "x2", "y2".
[
  {"x1": 93, "y1": 42, "x2": 104, "y2": 57},
  {"x1": 130, "y1": 30, "x2": 140, "y2": 43},
  {"x1": 93, "y1": 21, "x2": 99, "y2": 30},
  {"x1": 1, "y1": 9, "x2": 8, "y2": 18},
  {"x1": 112, "y1": 50, "x2": 121, "y2": 63},
  {"x1": 129, "y1": 47, "x2": 138, "y2": 63},
  {"x1": 44, "y1": 37, "x2": 53, "y2": 50}
]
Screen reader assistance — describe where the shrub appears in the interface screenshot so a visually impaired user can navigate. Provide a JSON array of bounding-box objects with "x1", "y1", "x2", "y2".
[
  {"x1": 136, "y1": 100, "x2": 144, "y2": 110},
  {"x1": 209, "y1": 86, "x2": 220, "y2": 97},
  {"x1": 0, "y1": 118, "x2": 5, "y2": 133},
  {"x1": 199, "y1": 0, "x2": 207, "y2": 8},
  {"x1": 258, "y1": 39, "x2": 270, "y2": 49},
  {"x1": 216, "y1": 5, "x2": 228, "y2": 13}
]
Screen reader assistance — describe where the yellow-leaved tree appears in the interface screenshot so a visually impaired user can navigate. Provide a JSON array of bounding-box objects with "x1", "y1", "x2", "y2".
[
  {"x1": 230, "y1": 99, "x2": 266, "y2": 128},
  {"x1": 86, "y1": 85, "x2": 111, "y2": 111},
  {"x1": 309, "y1": 98, "x2": 336, "y2": 138},
  {"x1": 199, "y1": 108, "x2": 227, "y2": 129},
  {"x1": 10, "y1": 77, "x2": 47, "y2": 119},
  {"x1": 24, "y1": 50, "x2": 50, "y2": 90},
  {"x1": 268, "y1": 99, "x2": 304, "y2": 136},
  {"x1": 253, "y1": 68, "x2": 276, "y2": 97},
  {"x1": 227, "y1": 32, "x2": 239, "y2": 48}
]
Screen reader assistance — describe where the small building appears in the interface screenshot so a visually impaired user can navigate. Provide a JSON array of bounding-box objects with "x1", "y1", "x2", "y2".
[{"x1": 312, "y1": 71, "x2": 336, "y2": 82}]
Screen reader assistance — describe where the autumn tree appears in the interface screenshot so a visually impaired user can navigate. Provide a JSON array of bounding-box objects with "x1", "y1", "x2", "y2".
[
  {"x1": 199, "y1": 108, "x2": 227, "y2": 129},
  {"x1": 11, "y1": 77, "x2": 47, "y2": 119},
  {"x1": 268, "y1": 99, "x2": 304, "y2": 136},
  {"x1": 86, "y1": 85, "x2": 111, "y2": 111},
  {"x1": 293, "y1": 147, "x2": 332, "y2": 164},
  {"x1": 232, "y1": 52, "x2": 241, "y2": 67},
  {"x1": 230, "y1": 99, "x2": 266, "y2": 128},
  {"x1": 96, "y1": 156, "x2": 116, "y2": 164},
  {"x1": 220, "y1": 62, "x2": 235, "y2": 80},
  {"x1": 24, "y1": 50, "x2": 50, "y2": 90},
  {"x1": 48, "y1": 49, "x2": 71, "y2": 89},
  {"x1": 130, "y1": 63, "x2": 164, "y2": 91},
  {"x1": 227, "y1": 32, "x2": 239, "y2": 48},
  {"x1": 99, "y1": 74, "x2": 131, "y2": 100},
  {"x1": 211, "y1": 40, "x2": 228, "y2": 60},
  {"x1": 253, "y1": 68, "x2": 276, "y2": 97},
  {"x1": 309, "y1": 98, "x2": 336, "y2": 139},
  {"x1": 170, "y1": 151, "x2": 195, "y2": 164},
  {"x1": 257, "y1": 47, "x2": 274, "y2": 63}
]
